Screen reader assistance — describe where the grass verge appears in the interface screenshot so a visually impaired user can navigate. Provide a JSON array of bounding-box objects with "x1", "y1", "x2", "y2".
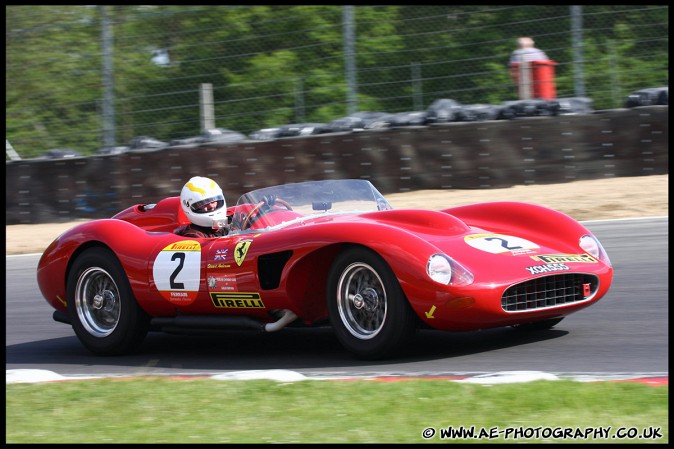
[{"x1": 6, "y1": 378, "x2": 668, "y2": 443}]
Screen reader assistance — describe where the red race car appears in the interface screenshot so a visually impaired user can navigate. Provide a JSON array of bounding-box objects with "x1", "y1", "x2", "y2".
[{"x1": 37, "y1": 179, "x2": 613, "y2": 359}]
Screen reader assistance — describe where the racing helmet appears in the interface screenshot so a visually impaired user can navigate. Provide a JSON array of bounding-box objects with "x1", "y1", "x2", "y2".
[{"x1": 180, "y1": 176, "x2": 227, "y2": 228}]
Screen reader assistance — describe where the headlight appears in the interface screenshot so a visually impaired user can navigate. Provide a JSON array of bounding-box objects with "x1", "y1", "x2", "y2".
[
  {"x1": 427, "y1": 254, "x2": 474, "y2": 286},
  {"x1": 427, "y1": 254, "x2": 452, "y2": 284},
  {"x1": 579, "y1": 234, "x2": 611, "y2": 266}
]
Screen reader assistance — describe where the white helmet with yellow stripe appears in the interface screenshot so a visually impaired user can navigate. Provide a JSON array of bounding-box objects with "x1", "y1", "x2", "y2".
[{"x1": 180, "y1": 176, "x2": 227, "y2": 228}]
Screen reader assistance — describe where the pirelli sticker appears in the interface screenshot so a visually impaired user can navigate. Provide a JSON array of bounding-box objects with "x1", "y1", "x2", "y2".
[
  {"x1": 210, "y1": 292, "x2": 265, "y2": 309},
  {"x1": 530, "y1": 253, "x2": 597, "y2": 264}
]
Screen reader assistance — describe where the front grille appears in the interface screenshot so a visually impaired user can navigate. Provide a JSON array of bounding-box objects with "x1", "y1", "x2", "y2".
[{"x1": 501, "y1": 274, "x2": 599, "y2": 312}]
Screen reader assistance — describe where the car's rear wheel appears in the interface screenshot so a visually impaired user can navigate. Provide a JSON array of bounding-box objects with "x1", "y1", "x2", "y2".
[
  {"x1": 67, "y1": 247, "x2": 150, "y2": 355},
  {"x1": 327, "y1": 247, "x2": 416, "y2": 359}
]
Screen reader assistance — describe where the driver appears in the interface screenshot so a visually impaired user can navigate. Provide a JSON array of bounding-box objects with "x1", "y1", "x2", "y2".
[{"x1": 176, "y1": 176, "x2": 229, "y2": 238}]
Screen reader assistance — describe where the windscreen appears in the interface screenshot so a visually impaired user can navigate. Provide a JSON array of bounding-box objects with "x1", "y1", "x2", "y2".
[{"x1": 230, "y1": 179, "x2": 392, "y2": 233}]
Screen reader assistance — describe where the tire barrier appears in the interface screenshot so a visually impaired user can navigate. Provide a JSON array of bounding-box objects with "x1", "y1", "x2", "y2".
[{"x1": 6, "y1": 106, "x2": 667, "y2": 224}]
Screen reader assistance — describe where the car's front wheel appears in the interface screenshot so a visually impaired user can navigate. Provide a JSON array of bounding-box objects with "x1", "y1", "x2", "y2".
[
  {"x1": 327, "y1": 247, "x2": 416, "y2": 359},
  {"x1": 67, "y1": 247, "x2": 150, "y2": 355}
]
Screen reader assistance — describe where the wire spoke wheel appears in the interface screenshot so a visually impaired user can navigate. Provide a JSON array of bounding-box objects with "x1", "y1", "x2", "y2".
[
  {"x1": 337, "y1": 262, "x2": 387, "y2": 339},
  {"x1": 74, "y1": 267, "x2": 121, "y2": 337},
  {"x1": 328, "y1": 246, "x2": 417, "y2": 359},
  {"x1": 67, "y1": 247, "x2": 149, "y2": 355}
]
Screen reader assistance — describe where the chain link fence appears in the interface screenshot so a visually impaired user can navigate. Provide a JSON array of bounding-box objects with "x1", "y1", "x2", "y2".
[{"x1": 6, "y1": 5, "x2": 669, "y2": 159}]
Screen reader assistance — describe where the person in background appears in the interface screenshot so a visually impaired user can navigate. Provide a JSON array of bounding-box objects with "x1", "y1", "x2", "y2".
[
  {"x1": 509, "y1": 36, "x2": 551, "y2": 98},
  {"x1": 176, "y1": 176, "x2": 229, "y2": 238},
  {"x1": 509, "y1": 36, "x2": 548, "y2": 65},
  {"x1": 509, "y1": 37, "x2": 549, "y2": 84}
]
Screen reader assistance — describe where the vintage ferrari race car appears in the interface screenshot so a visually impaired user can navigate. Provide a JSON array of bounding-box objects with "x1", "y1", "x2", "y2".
[{"x1": 37, "y1": 179, "x2": 613, "y2": 359}]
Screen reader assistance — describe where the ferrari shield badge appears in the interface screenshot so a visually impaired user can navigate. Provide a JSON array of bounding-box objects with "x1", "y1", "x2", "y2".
[
  {"x1": 234, "y1": 240, "x2": 252, "y2": 266},
  {"x1": 152, "y1": 240, "x2": 201, "y2": 305}
]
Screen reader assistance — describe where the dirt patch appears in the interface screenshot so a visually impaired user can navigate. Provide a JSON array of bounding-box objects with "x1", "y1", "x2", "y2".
[{"x1": 5, "y1": 174, "x2": 668, "y2": 255}]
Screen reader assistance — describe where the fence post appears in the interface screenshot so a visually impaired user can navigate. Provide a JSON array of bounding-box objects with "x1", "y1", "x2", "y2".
[
  {"x1": 200, "y1": 83, "x2": 215, "y2": 131},
  {"x1": 100, "y1": 6, "x2": 116, "y2": 149},
  {"x1": 571, "y1": 5, "x2": 586, "y2": 97},
  {"x1": 411, "y1": 62, "x2": 423, "y2": 110},
  {"x1": 343, "y1": 5, "x2": 358, "y2": 115}
]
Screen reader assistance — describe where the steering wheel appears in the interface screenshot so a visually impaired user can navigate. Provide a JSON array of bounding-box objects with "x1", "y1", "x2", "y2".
[{"x1": 241, "y1": 197, "x2": 293, "y2": 230}]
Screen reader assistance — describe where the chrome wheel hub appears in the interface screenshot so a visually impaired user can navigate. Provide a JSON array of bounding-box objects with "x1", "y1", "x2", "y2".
[
  {"x1": 337, "y1": 262, "x2": 387, "y2": 339},
  {"x1": 75, "y1": 267, "x2": 121, "y2": 337}
]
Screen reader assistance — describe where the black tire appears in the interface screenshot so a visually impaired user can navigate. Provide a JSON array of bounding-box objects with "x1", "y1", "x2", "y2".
[
  {"x1": 66, "y1": 247, "x2": 150, "y2": 355},
  {"x1": 327, "y1": 247, "x2": 417, "y2": 359},
  {"x1": 513, "y1": 317, "x2": 564, "y2": 331}
]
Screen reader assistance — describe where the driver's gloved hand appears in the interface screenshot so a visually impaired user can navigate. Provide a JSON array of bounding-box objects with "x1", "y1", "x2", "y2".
[{"x1": 261, "y1": 194, "x2": 277, "y2": 207}]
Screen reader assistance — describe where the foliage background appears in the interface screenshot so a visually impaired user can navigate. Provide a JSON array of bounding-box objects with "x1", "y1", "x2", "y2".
[{"x1": 6, "y1": 5, "x2": 669, "y2": 158}]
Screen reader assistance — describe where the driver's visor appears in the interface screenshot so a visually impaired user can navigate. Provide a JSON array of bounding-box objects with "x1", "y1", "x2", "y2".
[{"x1": 191, "y1": 195, "x2": 225, "y2": 213}]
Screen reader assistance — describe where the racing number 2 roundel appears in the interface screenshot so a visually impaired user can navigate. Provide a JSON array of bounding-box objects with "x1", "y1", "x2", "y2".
[
  {"x1": 152, "y1": 240, "x2": 202, "y2": 305},
  {"x1": 464, "y1": 233, "x2": 539, "y2": 255}
]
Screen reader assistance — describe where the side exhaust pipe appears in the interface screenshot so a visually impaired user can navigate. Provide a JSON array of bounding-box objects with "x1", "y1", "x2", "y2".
[
  {"x1": 264, "y1": 309, "x2": 298, "y2": 332},
  {"x1": 149, "y1": 309, "x2": 298, "y2": 333},
  {"x1": 53, "y1": 310, "x2": 71, "y2": 325}
]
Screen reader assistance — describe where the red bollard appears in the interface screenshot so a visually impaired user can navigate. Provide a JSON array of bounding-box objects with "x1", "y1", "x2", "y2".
[
  {"x1": 511, "y1": 60, "x2": 558, "y2": 100},
  {"x1": 531, "y1": 60, "x2": 558, "y2": 100}
]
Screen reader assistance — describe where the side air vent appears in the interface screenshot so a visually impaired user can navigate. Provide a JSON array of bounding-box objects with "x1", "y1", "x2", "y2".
[{"x1": 258, "y1": 250, "x2": 293, "y2": 290}]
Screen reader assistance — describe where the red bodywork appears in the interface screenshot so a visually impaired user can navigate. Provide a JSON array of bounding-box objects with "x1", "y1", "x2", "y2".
[{"x1": 37, "y1": 194, "x2": 613, "y2": 333}]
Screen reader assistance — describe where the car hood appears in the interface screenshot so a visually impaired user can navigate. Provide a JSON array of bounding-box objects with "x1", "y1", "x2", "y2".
[
  {"x1": 359, "y1": 208, "x2": 471, "y2": 235},
  {"x1": 354, "y1": 208, "x2": 605, "y2": 285}
]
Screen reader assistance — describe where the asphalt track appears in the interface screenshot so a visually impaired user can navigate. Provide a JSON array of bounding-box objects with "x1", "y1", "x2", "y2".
[{"x1": 5, "y1": 217, "x2": 668, "y2": 382}]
